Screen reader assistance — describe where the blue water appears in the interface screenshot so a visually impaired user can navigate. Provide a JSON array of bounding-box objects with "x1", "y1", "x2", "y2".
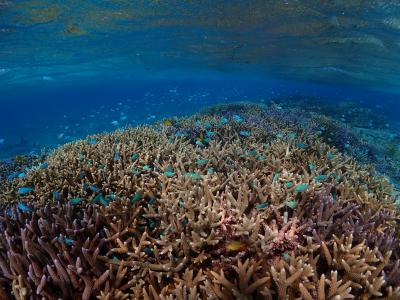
[{"x1": 1, "y1": 74, "x2": 399, "y2": 158}]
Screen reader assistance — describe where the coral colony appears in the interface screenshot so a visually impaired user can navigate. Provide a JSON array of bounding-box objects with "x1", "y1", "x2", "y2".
[{"x1": 0, "y1": 103, "x2": 399, "y2": 299}]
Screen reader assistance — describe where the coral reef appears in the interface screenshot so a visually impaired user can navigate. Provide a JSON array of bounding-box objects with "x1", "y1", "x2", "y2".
[
  {"x1": 202, "y1": 101, "x2": 400, "y2": 184},
  {"x1": 0, "y1": 155, "x2": 46, "y2": 187},
  {"x1": 0, "y1": 104, "x2": 399, "y2": 299}
]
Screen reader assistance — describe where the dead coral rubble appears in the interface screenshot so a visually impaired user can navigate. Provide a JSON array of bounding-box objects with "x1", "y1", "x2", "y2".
[{"x1": 0, "y1": 105, "x2": 399, "y2": 299}]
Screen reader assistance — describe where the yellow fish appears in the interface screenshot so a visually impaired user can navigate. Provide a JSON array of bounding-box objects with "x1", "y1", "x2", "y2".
[
  {"x1": 226, "y1": 241, "x2": 246, "y2": 251},
  {"x1": 163, "y1": 119, "x2": 174, "y2": 126}
]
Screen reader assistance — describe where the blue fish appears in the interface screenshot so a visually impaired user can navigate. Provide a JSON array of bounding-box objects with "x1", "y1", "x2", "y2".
[
  {"x1": 69, "y1": 197, "x2": 82, "y2": 205},
  {"x1": 175, "y1": 131, "x2": 187, "y2": 137},
  {"x1": 89, "y1": 185, "x2": 101, "y2": 193},
  {"x1": 92, "y1": 194, "x2": 109, "y2": 206},
  {"x1": 218, "y1": 117, "x2": 228, "y2": 126},
  {"x1": 53, "y1": 191, "x2": 61, "y2": 200},
  {"x1": 17, "y1": 187, "x2": 34, "y2": 195},
  {"x1": 7, "y1": 172, "x2": 18, "y2": 181},
  {"x1": 296, "y1": 142, "x2": 307, "y2": 149},
  {"x1": 256, "y1": 202, "x2": 268, "y2": 209},
  {"x1": 206, "y1": 131, "x2": 215, "y2": 137},
  {"x1": 57, "y1": 236, "x2": 74, "y2": 246},
  {"x1": 314, "y1": 174, "x2": 328, "y2": 182},
  {"x1": 114, "y1": 152, "x2": 121, "y2": 161},
  {"x1": 17, "y1": 202, "x2": 31, "y2": 213},
  {"x1": 163, "y1": 171, "x2": 175, "y2": 177},
  {"x1": 196, "y1": 159, "x2": 208, "y2": 165},
  {"x1": 39, "y1": 162, "x2": 49, "y2": 169},
  {"x1": 239, "y1": 131, "x2": 250, "y2": 137},
  {"x1": 195, "y1": 140, "x2": 205, "y2": 147},
  {"x1": 233, "y1": 115, "x2": 243, "y2": 122}
]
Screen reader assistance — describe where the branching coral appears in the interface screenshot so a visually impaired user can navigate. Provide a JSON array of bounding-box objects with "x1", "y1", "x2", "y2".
[{"x1": 0, "y1": 103, "x2": 398, "y2": 299}]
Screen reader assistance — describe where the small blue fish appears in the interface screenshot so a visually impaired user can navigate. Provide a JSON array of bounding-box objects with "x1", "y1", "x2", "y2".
[
  {"x1": 69, "y1": 198, "x2": 82, "y2": 205},
  {"x1": 7, "y1": 172, "x2": 18, "y2": 181},
  {"x1": 89, "y1": 185, "x2": 101, "y2": 193},
  {"x1": 186, "y1": 172, "x2": 202, "y2": 180},
  {"x1": 285, "y1": 181, "x2": 294, "y2": 188},
  {"x1": 273, "y1": 173, "x2": 280, "y2": 182},
  {"x1": 163, "y1": 171, "x2": 175, "y2": 177},
  {"x1": 195, "y1": 140, "x2": 205, "y2": 147},
  {"x1": 131, "y1": 153, "x2": 139, "y2": 160},
  {"x1": 17, "y1": 187, "x2": 34, "y2": 195},
  {"x1": 52, "y1": 191, "x2": 61, "y2": 200},
  {"x1": 39, "y1": 163, "x2": 49, "y2": 170},
  {"x1": 114, "y1": 152, "x2": 121, "y2": 161},
  {"x1": 286, "y1": 200, "x2": 298, "y2": 209},
  {"x1": 57, "y1": 236, "x2": 74, "y2": 246},
  {"x1": 88, "y1": 138, "x2": 97, "y2": 144},
  {"x1": 233, "y1": 115, "x2": 243, "y2": 123},
  {"x1": 295, "y1": 183, "x2": 308, "y2": 193},
  {"x1": 314, "y1": 174, "x2": 328, "y2": 182},
  {"x1": 219, "y1": 117, "x2": 228, "y2": 125},
  {"x1": 147, "y1": 219, "x2": 156, "y2": 229},
  {"x1": 196, "y1": 159, "x2": 208, "y2": 165},
  {"x1": 206, "y1": 131, "x2": 215, "y2": 137},
  {"x1": 256, "y1": 202, "x2": 268, "y2": 209},
  {"x1": 175, "y1": 131, "x2": 186, "y2": 137},
  {"x1": 165, "y1": 166, "x2": 174, "y2": 172},
  {"x1": 296, "y1": 142, "x2": 307, "y2": 149},
  {"x1": 144, "y1": 247, "x2": 153, "y2": 255},
  {"x1": 130, "y1": 191, "x2": 144, "y2": 203},
  {"x1": 92, "y1": 194, "x2": 109, "y2": 206},
  {"x1": 147, "y1": 197, "x2": 157, "y2": 205},
  {"x1": 327, "y1": 152, "x2": 334, "y2": 160},
  {"x1": 239, "y1": 131, "x2": 250, "y2": 137},
  {"x1": 18, "y1": 173, "x2": 26, "y2": 178},
  {"x1": 142, "y1": 165, "x2": 151, "y2": 171},
  {"x1": 17, "y1": 202, "x2": 31, "y2": 213}
]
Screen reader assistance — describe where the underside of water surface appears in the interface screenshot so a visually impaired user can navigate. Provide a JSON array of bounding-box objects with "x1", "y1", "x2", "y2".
[{"x1": 0, "y1": 1, "x2": 400, "y2": 300}]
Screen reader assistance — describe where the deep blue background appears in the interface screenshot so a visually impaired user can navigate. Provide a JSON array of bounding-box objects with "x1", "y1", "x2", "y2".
[{"x1": 1, "y1": 73, "x2": 399, "y2": 159}]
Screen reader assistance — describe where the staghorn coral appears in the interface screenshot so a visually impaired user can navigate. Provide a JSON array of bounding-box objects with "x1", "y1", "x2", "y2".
[
  {"x1": 0, "y1": 103, "x2": 398, "y2": 299},
  {"x1": 0, "y1": 202, "x2": 111, "y2": 299}
]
